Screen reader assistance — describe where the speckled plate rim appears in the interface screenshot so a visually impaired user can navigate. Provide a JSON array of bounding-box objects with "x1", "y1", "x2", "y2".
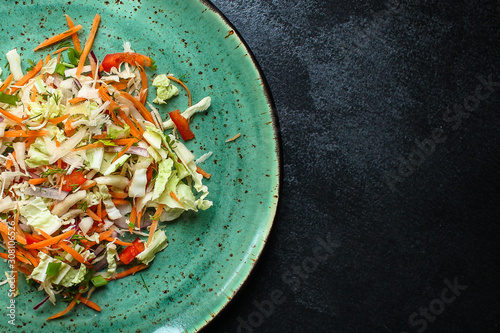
[{"x1": 193, "y1": 1, "x2": 282, "y2": 331}]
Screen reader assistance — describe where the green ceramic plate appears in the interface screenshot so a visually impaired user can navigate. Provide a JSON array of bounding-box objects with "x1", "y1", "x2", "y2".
[{"x1": 0, "y1": 1, "x2": 279, "y2": 332}]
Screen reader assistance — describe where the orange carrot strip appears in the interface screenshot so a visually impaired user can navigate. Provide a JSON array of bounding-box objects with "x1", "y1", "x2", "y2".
[
  {"x1": 48, "y1": 113, "x2": 70, "y2": 124},
  {"x1": 25, "y1": 229, "x2": 75, "y2": 250},
  {"x1": 112, "y1": 138, "x2": 137, "y2": 146},
  {"x1": 52, "y1": 46, "x2": 70, "y2": 55},
  {"x1": 34, "y1": 25, "x2": 83, "y2": 51},
  {"x1": 2, "y1": 129, "x2": 48, "y2": 138},
  {"x1": 136, "y1": 209, "x2": 143, "y2": 230},
  {"x1": 112, "y1": 199, "x2": 130, "y2": 206},
  {"x1": 104, "y1": 238, "x2": 134, "y2": 247},
  {"x1": 196, "y1": 165, "x2": 212, "y2": 179},
  {"x1": 8, "y1": 60, "x2": 44, "y2": 95},
  {"x1": 5, "y1": 151, "x2": 14, "y2": 170},
  {"x1": 46, "y1": 293, "x2": 81, "y2": 320},
  {"x1": 44, "y1": 53, "x2": 51, "y2": 64},
  {"x1": 169, "y1": 191, "x2": 185, "y2": 208},
  {"x1": 72, "y1": 142, "x2": 105, "y2": 151},
  {"x1": 28, "y1": 178, "x2": 49, "y2": 185},
  {"x1": 167, "y1": 76, "x2": 192, "y2": 106},
  {"x1": 76, "y1": 14, "x2": 100, "y2": 77},
  {"x1": 0, "y1": 73, "x2": 13, "y2": 92},
  {"x1": 64, "y1": 118, "x2": 75, "y2": 136},
  {"x1": 68, "y1": 97, "x2": 87, "y2": 104},
  {"x1": 110, "y1": 80, "x2": 129, "y2": 91},
  {"x1": 108, "y1": 264, "x2": 148, "y2": 281},
  {"x1": 98, "y1": 227, "x2": 115, "y2": 243},
  {"x1": 129, "y1": 204, "x2": 137, "y2": 233},
  {"x1": 138, "y1": 65, "x2": 148, "y2": 104},
  {"x1": 86, "y1": 208, "x2": 102, "y2": 222},
  {"x1": 65, "y1": 15, "x2": 82, "y2": 52},
  {"x1": 0, "y1": 107, "x2": 24, "y2": 124},
  {"x1": 78, "y1": 296, "x2": 101, "y2": 312},
  {"x1": 0, "y1": 252, "x2": 29, "y2": 265},
  {"x1": 80, "y1": 180, "x2": 96, "y2": 191},
  {"x1": 17, "y1": 248, "x2": 39, "y2": 267},
  {"x1": 109, "y1": 191, "x2": 128, "y2": 199},
  {"x1": 129, "y1": 113, "x2": 144, "y2": 135},
  {"x1": 119, "y1": 91, "x2": 155, "y2": 124},
  {"x1": 58, "y1": 243, "x2": 86, "y2": 264},
  {"x1": 112, "y1": 139, "x2": 137, "y2": 163},
  {"x1": 146, "y1": 204, "x2": 165, "y2": 247},
  {"x1": 117, "y1": 108, "x2": 142, "y2": 139},
  {"x1": 0, "y1": 222, "x2": 26, "y2": 245}
]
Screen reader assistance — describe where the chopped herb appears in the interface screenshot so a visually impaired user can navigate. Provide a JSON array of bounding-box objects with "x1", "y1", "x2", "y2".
[
  {"x1": 77, "y1": 201, "x2": 88, "y2": 211},
  {"x1": 140, "y1": 273, "x2": 149, "y2": 292},
  {"x1": 54, "y1": 63, "x2": 67, "y2": 76},
  {"x1": 149, "y1": 58, "x2": 157, "y2": 71},
  {"x1": 56, "y1": 41, "x2": 72, "y2": 50},
  {"x1": 128, "y1": 222, "x2": 135, "y2": 228},
  {"x1": 41, "y1": 167, "x2": 66, "y2": 178},
  {"x1": 54, "y1": 255, "x2": 66, "y2": 261},
  {"x1": 0, "y1": 92, "x2": 20, "y2": 106},
  {"x1": 96, "y1": 139, "x2": 117, "y2": 146},
  {"x1": 26, "y1": 59, "x2": 36, "y2": 71}
]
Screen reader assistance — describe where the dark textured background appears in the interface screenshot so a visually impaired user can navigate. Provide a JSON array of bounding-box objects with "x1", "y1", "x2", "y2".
[{"x1": 203, "y1": 1, "x2": 500, "y2": 332}]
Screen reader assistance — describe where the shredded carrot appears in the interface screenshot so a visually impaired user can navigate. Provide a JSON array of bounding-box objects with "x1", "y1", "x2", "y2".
[
  {"x1": 129, "y1": 113, "x2": 145, "y2": 135},
  {"x1": 196, "y1": 165, "x2": 212, "y2": 179},
  {"x1": 78, "y1": 296, "x2": 101, "y2": 312},
  {"x1": 0, "y1": 73, "x2": 13, "y2": 92},
  {"x1": 0, "y1": 107, "x2": 25, "y2": 124},
  {"x1": 167, "y1": 76, "x2": 192, "y2": 106},
  {"x1": 68, "y1": 97, "x2": 87, "y2": 104},
  {"x1": 146, "y1": 204, "x2": 164, "y2": 247},
  {"x1": 80, "y1": 180, "x2": 97, "y2": 191},
  {"x1": 25, "y1": 229, "x2": 75, "y2": 250},
  {"x1": 108, "y1": 264, "x2": 148, "y2": 281},
  {"x1": 76, "y1": 14, "x2": 101, "y2": 77},
  {"x1": 137, "y1": 208, "x2": 143, "y2": 230},
  {"x1": 72, "y1": 142, "x2": 105, "y2": 151},
  {"x1": 129, "y1": 204, "x2": 137, "y2": 233},
  {"x1": 138, "y1": 65, "x2": 148, "y2": 104},
  {"x1": 52, "y1": 46, "x2": 70, "y2": 55},
  {"x1": 47, "y1": 113, "x2": 70, "y2": 124},
  {"x1": 65, "y1": 15, "x2": 82, "y2": 52},
  {"x1": 17, "y1": 265, "x2": 33, "y2": 277},
  {"x1": 92, "y1": 133, "x2": 108, "y2": 140},
  {"x1": 104, "y1": 238, "x2": 134, "y2": 247},
  {"x1": 110, "y1": 191, "x2": 128, "y2": 199},
  {"x1": 17, "y1": 248, "x2": 39, "y2": 267},
  {"x1": 0, "y1": 252, "x2": 30, "y2": 265},
  {"x1": 64, "y1": 118, "x2": 76, "y2": 136},
  {"x1": 2, "y1": 129, "x2": 48, "y2": 138},
  {"x1": 110, "y1": 80, "x2": 129, "y2": 91},
  {"x1": 28, "y1": 178, "x2": 49, "y2": 185},
  {"x1": 119, "y1": 91, "x2": 156, "y2": 124},
  {"x1": 112, "y1": 138, "x2": 137, "y2": 146},
  {"x1": 169, "y1": 191, "x2": 185, "y2": 208},
  {"x1": 112, "y1": 138, "x2": 137, "y2": 163},
  {"x1": 34, "y1": 25, "x2": 83, "y2": 51},
  {"x1": 9, "y1": 59, "x2": 44, "y2": 94},
  {"x1": 46, "y1": 293, "x2": 81, "y2": 320},
  {"x1": 117, "y1": 108, "x2": 142, "y2": 139},
  {"x1": 0, "y1": 222, "x2": 27, "y2": 245},
  {"x1": 112, "y1": 199, "x2": 130, "y2": 206},
  {"x1": 5, "y1": 151, "x2": 14, "y2": 170},
  {"x1": 58, "y1": 242, "x2": 86, "y2": 264},
  {"x1": 44, "y1": 53, "x2": 52, "y2": 65},
  {"x1": 98, "y1": 227, "x2": 115, "y2": 243},
  {"x1": 30, "y1": 84, "x2": 37, "y2": 102},
  {"x1": 86, "y1": 208, "x2": 102, "y2": 222}
]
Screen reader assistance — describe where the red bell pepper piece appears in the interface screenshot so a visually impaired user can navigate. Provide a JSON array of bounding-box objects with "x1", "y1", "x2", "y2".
[
  {"x1": 101, "y1": 52, "x2": 153, "y2": 72},
  {"x1": 119, "y1": 238, "x2": 145, "y2": 265},
  {"x1": 168, "y1": 109, "x2": 195, "y2": 141}
]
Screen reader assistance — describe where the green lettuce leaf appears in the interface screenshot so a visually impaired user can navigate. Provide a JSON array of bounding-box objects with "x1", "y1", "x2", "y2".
[
  {"x1": 135, "y1": 229, "x2": 168, "y2": 265},
  {"x1": 152, "y1": 74, "x2": 179, "y2": 104},
  {"x1": 20, "y1": 197, "x2": 62, "y2": 235}
]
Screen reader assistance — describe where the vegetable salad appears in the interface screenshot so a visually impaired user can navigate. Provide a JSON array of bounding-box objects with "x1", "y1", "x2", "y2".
[{"x1": 0, "y1": 14, "x2": 212, "y2": 319}]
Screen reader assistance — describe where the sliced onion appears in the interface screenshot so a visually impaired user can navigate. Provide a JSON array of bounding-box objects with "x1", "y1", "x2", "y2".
[
  {"x1": 33, "y1": 295, "x2": 50, "y2": 310},
  {"x1": 93, "y1": 257, "x2": 108, "y2": 272},
  {"x1": 93, "y1": 245, "x2": 106, "y2": 257},
  {"x1": 104, "y1": 146, "x2": 149, "y2": 157},
  {"x1": 24, "y1": 187, "x2": 69, "y2": 200}
]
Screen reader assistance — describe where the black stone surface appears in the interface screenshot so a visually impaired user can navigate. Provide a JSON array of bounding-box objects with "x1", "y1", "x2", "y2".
[{"x1": 203, "y1": 1, "x2": 500, "y2": 332}]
